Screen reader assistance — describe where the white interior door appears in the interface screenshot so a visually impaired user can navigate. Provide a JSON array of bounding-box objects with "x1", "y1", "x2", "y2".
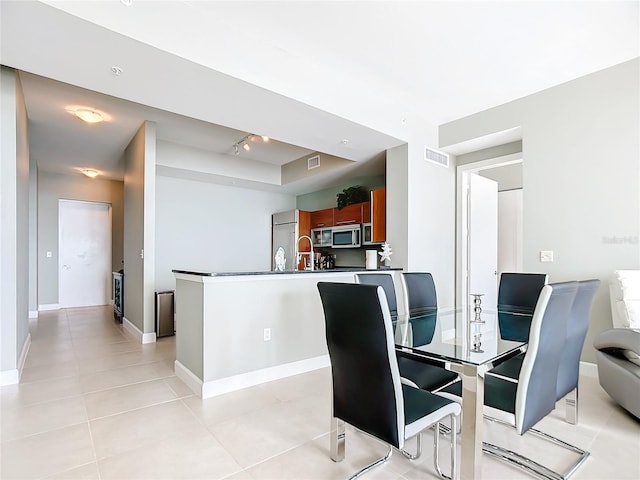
[
  {"x1": 498, "y1": 189, "x2": 523, "y2": 276},
  {"x1": 59, "y1": 200, "x2": 112, "y2": 308},
  {"x1": 468, "y1": 174, "x2": 498, "y2": 308}
]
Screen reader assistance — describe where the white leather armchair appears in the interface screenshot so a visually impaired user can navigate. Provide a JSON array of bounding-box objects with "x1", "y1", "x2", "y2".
[
  {"x1": 596, "y1": 270, "x2": 640, "y2": 418},
  {"x1": 609, "y1": 270, "x2": 640, "y2": 329}
]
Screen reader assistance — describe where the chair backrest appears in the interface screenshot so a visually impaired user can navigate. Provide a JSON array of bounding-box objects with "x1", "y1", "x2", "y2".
[
  {"x1": 498, "y1": 273, "x2": 548, "y2": 314},
  {"x1": 515, "y1": 281, "x2": 578, "y2": 434},
  {"x1": 317, "y1": 282, "x2": 404, "y2": 448},
  {"x1": 497, "y1": 273, "x2": 548, "y2": 342},
  {"x1": 401, "y1": 272, "x2": 438, "y2": 315},
  {"x1": 355, "y1": 273, "x2": 398, "y2": 316},
  {"x1": 556, "y1": 279, "x2": 600, "y2": 400}
]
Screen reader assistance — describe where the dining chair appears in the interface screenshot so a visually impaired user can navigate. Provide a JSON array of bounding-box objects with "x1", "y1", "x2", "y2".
[
  {"x1": 400, "y1": 272, "x2": 438, "y2": 315},
  {"x1": 399, "y1": 272, "x2": 459, "y2": 391},
  {"x1": 556, "y1": 279, "x2": 600, "y2": 424},
  {"x1": 497, "y1": 272, "x2": 548, "y2": 341},
  {"x1": 487, "y1": 279, "x2": 600, "y2": 424},
  {"x1": 356, "y1": 273, "x2": 459, "y2": 392},
  {"x1": 317, "y1": 282, "x2": 461, "y2": 480},
  {"x1": 355, "y1": 273, "x2": 399, "y2": 316},
  {"x1": 441, "y1": 282, "x2": 590, "y2": 480}
]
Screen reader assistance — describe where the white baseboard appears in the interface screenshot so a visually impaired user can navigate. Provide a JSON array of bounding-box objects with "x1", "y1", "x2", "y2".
[
  {"x1": 38, "y1": 304, "x2": 59, "y2": 311},
  {"x1": 175, "y1": 360, "x2": 203, "y2": 397},
  {"x1": 1, "y1": 333, "x2": 31, "y2": 386},
  {"x1": 182, "y1": 355, "x2": 330, "y2": 399},
  {"x1": 580, "y1": 361, "x2": 598, "y2": 378},
  {"x1": 29, "y1": 310, "x2": 38, "y2": 319},
  {"x1": 0, "y1": 369, "x2": 19, "y2": 386},
  {"x1": 122, "y1": 317, "x2": 156, "y2": 344},
  {"x1": 18, "y1": 333, "x2": 31, "y2": 377}
]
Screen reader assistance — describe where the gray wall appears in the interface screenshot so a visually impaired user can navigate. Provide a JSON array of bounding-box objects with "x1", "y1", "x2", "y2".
[
  {"x1": 0, "y1": 66, "x2": 30, "y2": 379},
  {"x1": 36, "y1": 171, "x2": 124, "y2": 306},
  {"x1": 123, "y1": 121, "x2": 156, "y2": 335},
  {"x1": 441, "y1": 59, "x2": 640, "y2": 362},
  {"x1": 480, "y1": 163, "x2": 523, "y2": 192},
  {"x1": 295, "y1": 175, "x2": 385, "y2": 210},
  {"x1": 155, "y1": 175, "x2": 295, "y2": 291}
]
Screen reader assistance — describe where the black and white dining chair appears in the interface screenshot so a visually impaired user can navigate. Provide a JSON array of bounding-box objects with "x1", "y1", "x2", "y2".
[
  {"x1": 355, "y1": 273, "x2": 399, "y2": 317},
  {"x1": 497, "y1": 272, "x2": 548, "y2": 341},
  {"x1": 556, "y1": 279, "x2": 600, "y2": 423},
  {"x1": 398, "y1": 272, "x2": 459, "y2": 391},
  {"x1": 401, "y1": 272, "x2": 438, "y2": 315},
  {"x1": 441, "y1": 282, "x2": 590, "y2": 480},
  {"x1": 488, "y1": 279, "x2": 600, "y2": 425},
  {"x1": 317, "y1": 282, "x2": 461, "y2": 480},
  {"x1": 356, "y1": 272, "x2": 458, "y2": 392}
]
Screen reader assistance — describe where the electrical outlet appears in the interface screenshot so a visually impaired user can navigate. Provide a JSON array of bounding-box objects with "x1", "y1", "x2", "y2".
[
  {"x1": 540, "y1": 250, "x2": 554, "y2": 263},
  {"x1": 263, "y1": 328, "x2": 271, "y2": 341}
]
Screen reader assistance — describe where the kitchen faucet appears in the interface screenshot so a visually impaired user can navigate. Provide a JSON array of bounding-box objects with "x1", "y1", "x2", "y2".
[{"x1": 296, "y1": 235, "x2": 314, "y2": 271}]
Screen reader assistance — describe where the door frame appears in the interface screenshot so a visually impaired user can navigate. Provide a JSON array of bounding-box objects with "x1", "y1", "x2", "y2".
[
  {"x1": 58, "y1": 199, "x2": 112, "y2": 308},
  {"x1": 456, "y1": 152, "x2": 522, "y2": 306}
]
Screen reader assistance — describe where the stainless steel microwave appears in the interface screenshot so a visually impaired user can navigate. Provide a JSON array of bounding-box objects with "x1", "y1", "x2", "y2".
[{"x1": 331, "y1": 224, "x2": 361, "y2": 248}]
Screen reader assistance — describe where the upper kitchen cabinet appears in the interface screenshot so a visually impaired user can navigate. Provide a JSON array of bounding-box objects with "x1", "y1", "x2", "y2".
[
  {"x1": 362, "y1": 201, "x2": 371, "y2": 223},
  {"x1": 333, "y1": 203, "x2": 364, "y2": 225},
  {"x1": 370, "y1": 188, "x2": 386, "y2": 243},
  {"x1": 310, "y1": 208, "x2": 334, "y2": 229}
]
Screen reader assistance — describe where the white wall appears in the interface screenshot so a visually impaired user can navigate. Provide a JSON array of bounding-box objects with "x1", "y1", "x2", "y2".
[
  {"x1": 155, "y1": 175, "x2": 295, "y2": 292},
  {"x1": 1, "y1": 66, "x2": 30, "y2": 384},
  {"x1": 441, "y1": 59, "x2": 640, "y2": 362}
]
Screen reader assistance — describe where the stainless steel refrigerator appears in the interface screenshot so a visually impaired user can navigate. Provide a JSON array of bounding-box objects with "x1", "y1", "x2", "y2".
[{"x1": 272, "y1": 210, "x2": 300, "y2": 271}]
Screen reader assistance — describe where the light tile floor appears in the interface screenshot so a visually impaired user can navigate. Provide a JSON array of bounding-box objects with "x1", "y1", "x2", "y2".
[{"x1": 1, "y1": 306, "x2": 639, "y2": 479}]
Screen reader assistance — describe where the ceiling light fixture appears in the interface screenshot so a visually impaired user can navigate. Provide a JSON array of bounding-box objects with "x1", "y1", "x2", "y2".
[
  {"x1": 81, "y1": 169, "x2": 99, "y2": 178},
  {"x1": 67, "y1": 108, "x2": 105, "y2": 124},
  {"x1": 232, "y1": 133, "x2": 270, "y2": 155}
]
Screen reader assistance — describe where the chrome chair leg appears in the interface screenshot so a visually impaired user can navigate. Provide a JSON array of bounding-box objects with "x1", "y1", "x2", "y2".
[
  {"x1": 480, "y1": 417, "x2": 590, "y2": 480},
  {"x1": 399, "y1": 432, "x2": 423, "y2": 460},
  {"x1": 330, "y1": 417, "x2": 345, "y2": 462},
  {"x1": 348, "y1": 446, "x2": 393, "y2": 480},
  {"x1": 565, "y1": 388, "x2": 578, "y2": 425},
  {"x1": 433, "y1": 414, "x2": 458, "y2": 480}
]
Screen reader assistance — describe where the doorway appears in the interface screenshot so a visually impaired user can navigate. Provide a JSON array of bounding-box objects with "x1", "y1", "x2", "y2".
[
  {"x1": 58, "y1": 199, "x2": 112, "y2": 308},
  {"x1": 456, "y1": 153, "x2": 523, "y2": 306}
]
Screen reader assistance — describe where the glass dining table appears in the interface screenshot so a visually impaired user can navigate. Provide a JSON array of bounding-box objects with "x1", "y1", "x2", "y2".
[{"x1": 393, "y1": 307, "x2": 530, "y2": 480}]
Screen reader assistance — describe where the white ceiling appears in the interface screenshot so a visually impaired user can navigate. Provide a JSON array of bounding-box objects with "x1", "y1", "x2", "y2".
[{"x1": 1, "y1": 1, "x2": 638, "y2": 193}]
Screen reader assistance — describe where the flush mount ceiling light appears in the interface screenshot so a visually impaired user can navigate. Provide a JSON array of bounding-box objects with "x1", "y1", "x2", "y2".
[
  {"x1": 81, "y1": 169, "x2": 99, "y2": 178},
  {"x1": 232, "y1": 134, "x2": 270, "y2": 155},
  {"x1": 66, "y1": 107, "x2": 105, "y2": 124}
]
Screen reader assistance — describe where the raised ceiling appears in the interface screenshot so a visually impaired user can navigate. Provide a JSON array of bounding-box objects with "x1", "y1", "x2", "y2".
[{"x1": 1, "y1": 1, "x2": 638, "y2": 192}]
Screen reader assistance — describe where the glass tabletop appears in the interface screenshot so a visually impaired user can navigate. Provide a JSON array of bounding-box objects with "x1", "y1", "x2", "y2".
[{"x1": 392, "y1": 307, "x2": 530, "y2": 367}]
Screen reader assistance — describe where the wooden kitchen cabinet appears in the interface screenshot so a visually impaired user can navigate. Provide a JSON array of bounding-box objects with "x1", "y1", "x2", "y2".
[
  {"x1": 310, "y1": 208, "x2": 334, "y2": 228},
  {"x1": 333, "y1": 203, "x2": 363, "y2": 225},
  {"x1": 362, "y1": 201, "x2": 371, "y2": 223},
  {"x1": 370, "y1": 188, "x2": 386, "y2": 243}
]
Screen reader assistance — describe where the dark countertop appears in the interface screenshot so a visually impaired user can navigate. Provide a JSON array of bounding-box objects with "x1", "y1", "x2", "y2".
[{"x1": 172, "y1": 267, "x2": 402, "y2": 277}]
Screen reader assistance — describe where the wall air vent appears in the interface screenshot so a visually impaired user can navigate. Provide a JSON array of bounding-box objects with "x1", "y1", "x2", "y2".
[
  {"x1": 424, "y1": 146, "x2": 449, "y2": 168},
  {"x1": 307, "y1": 154, "x2": 320, "y2": 170}
]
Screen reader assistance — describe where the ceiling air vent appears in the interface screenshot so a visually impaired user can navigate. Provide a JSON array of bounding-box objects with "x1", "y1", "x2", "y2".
[
  {"x1": 424, "y1": 146, "x2": 449, "y2": 168},
  {"x1": 307, "y1": 154, "x2": 320, "y2": 170}
]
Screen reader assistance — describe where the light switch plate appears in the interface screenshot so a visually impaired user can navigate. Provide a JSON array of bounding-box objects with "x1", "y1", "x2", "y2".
[{"x1": 540, "y1": 250, "x2": 554, "y2": 262}]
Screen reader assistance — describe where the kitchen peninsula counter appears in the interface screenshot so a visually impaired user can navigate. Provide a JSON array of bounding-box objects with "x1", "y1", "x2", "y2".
[{"x1": 172, "y1": 268, "x2": 403, "y2": 399}]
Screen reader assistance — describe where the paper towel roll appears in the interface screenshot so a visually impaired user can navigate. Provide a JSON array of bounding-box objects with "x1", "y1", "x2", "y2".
[{"x1": 366, "y1": 250, "x2": 378, "y2": 270}]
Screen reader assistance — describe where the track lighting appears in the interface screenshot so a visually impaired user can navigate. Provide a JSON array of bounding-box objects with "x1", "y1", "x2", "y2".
[{"x1": 232, "y1": 133, "x2": 270, "y2": 155}]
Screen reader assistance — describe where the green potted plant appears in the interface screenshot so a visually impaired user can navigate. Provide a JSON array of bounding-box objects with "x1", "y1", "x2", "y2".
[{"x1": 336, "y1": 185, "x2": 369, "y2": 209}]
